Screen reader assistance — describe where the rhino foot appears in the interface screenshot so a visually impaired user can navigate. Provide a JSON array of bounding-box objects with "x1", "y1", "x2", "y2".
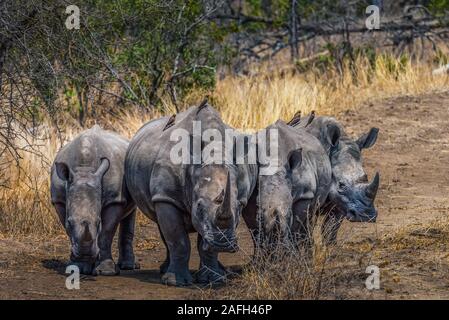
[
  {"x1": 161, "y1": 271, "x2": 193, "y2": 286},
  {"x1": 118, "y1": 260, "x2": 140, "y2": 270},
  {"x1": 68, "y1": 261, "x2": 94, "y2": 275},
  {"x1": 196, "y1": 263, "x2": 227, "y2": 284},
  {"x1": 159, "y1": 259, "x2": 169, "y2": 274},
  {"x1": 93, "y1": 259, "x2": 119, "y2": 276}
]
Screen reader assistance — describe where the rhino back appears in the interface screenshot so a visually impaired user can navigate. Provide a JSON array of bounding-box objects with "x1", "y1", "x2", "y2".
[
  {"x1": 125, "y1": 108, "x2": 204, "y2": 217},
  {"x1": 51, "y1": 125, "x2": 130, "y2": 207},
  {"x1": 125, "y1": 116, "x2": 173, "y2": 218}
]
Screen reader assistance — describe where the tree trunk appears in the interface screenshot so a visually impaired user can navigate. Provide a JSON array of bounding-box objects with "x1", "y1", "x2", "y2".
[{"x1": 289, "y1": 0, "x2": 300, "y2": 62}]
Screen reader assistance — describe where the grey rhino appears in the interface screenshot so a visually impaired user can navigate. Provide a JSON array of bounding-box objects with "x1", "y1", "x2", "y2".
[
  {"x1": 50, "y1": 125, "x2": 138, "y2": 275},
  {"x1": 288, "y1": 112, "x2": 380, "y2": 244},
  {"x1": 242, "y1": 120, "x2": 332, "y2": 247},
  {"x1": 125, "y1": 102, "x2": 257, "y2": 286}
]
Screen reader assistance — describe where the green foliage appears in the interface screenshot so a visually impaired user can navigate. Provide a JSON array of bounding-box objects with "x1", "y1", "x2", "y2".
[
  {"x1": 1, "y1": 0, "x2": 227, "y2": 119},
  {"x1": 428, "y1": 0, "x2": 449, "y2": 15}
]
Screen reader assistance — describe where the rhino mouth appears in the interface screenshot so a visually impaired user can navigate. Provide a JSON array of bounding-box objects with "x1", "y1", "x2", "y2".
[
  {"x1": 346, "y1": 208, "x2": 377, "y2": 223},
  {"x1": 202, "y1": 232, "x2": 238, "y2": 253},
  {"x1": 71, "y1": 242, "x2": 99, "y2": 262}
]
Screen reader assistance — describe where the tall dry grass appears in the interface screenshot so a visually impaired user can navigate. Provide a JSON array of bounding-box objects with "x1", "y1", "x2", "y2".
[
  {"x1": 0, "y1": 54, "x2": 448, "y2": 237},
  {"x1": 199, "y1": 210, "x2": 358, "y2": 300}
]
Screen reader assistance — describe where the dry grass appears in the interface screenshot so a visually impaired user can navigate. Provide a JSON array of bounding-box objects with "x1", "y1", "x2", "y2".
[
  {"x1": 1, "y1": 54, "x2": 448, "y2": 237},
  {"x1": 197, "y1": 213, "x2": 362, "y2": 300}
]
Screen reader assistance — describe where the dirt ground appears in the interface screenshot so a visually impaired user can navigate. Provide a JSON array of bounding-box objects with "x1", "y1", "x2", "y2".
[{"x1": 2, "y1": 91, "x2": 449, "y2": 299}]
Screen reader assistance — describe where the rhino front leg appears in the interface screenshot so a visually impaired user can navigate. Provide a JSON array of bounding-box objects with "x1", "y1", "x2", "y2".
[
  {"x1": 157, "y1": 224, "x2": 170, "y2": 274},
  {"x1": 321, "y1": 209, "x2": 344, "y2": 246},
  {"x1": 196, "y1": 234, "x2": 227, "y2": 284},
  {"x1": 155, "y1": 202, "x2": 193, "y2": 286},
  {"x1": 292, "y1": 200, "x2": 314, "y2": 248},
  {"x1": 93, "y1": 204, "x2": 123, "y2": 276},
  {"x1": 118, "y1": 209, "x2": 140, "y2": 270}
]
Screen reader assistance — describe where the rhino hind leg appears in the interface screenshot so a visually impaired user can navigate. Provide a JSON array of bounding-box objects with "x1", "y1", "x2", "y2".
[
  {"x1": 155, "y1": 202, "x2": 193, "y2": 286},
  {"x1": 93, "y1": 204, "x2": 123, "y2": 276},
  {"x1": 118, "y1": 209, "x2": 140, "y2": 270},
  {"x1": 195, "y1": 234, "x2": 227, "y2": 285}
]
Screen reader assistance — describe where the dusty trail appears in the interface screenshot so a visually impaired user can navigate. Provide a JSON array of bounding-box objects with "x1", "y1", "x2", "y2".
[{"x1": 1, "y1": 91, "x2": 449, "y2": 299}]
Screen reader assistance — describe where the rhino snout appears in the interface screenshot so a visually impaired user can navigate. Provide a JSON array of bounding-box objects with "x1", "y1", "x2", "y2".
[
  {"x1": 202, "y1": 230, "x2": 238, "y2": 253},
  {"x1": 346, "y1": 207, "x2": 377, "y2": 223},
  {"x1": 70, "y1": 220, "x2": 100, "y2": 259}
]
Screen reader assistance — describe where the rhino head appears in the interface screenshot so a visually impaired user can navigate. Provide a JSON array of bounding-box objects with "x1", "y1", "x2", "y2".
[
  {"x1": 55, "y1": 158, "x2": 110, "y2": 262},
  {"x1": 292, "y1": 115, "x2": 380, "y2": 223},
  {"x1": 328, "y1": 127, "x2": 380, "y2": 222},
  {"x1": 191, "y1": 164, "x2": 240, "y2": 253},
  {"x1": 257, "y1": 149, "x2": 302, "y2": 243}
]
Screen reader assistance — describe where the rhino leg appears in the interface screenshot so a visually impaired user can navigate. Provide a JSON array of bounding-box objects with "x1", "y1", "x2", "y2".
[
  {"x1": 157, "y1": 224, "x2": 170, "y2": 274},
  {"x1": 156, "y1": 202, "x2": 193, "y2": 286},
  {"x1": 93, "y1": 204, "x2": 123, "y2": 276},
  {"x1": 195, "y1": 234, "x2": 227, "y2": 284},
  {"x1": 321, "y1": 209, "x2": 344, "y2": 246},
  {"x1": 118, "y1": 209, "x2": 140, "y2": 270},
  {"x1": 292, "y1": 200, "x2": 314, "y2": 248},
  {"x1": 241, "y1": 193, "x2": 260, "y2": 257}
]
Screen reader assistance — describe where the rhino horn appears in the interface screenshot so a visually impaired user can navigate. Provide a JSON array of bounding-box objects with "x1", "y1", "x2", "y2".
[
  {"x1": 81, "y1": 222, "x2": 93, "y2": 242},
  {"x1": 365, "y1": 172, "x2": 380, "y2": 201},
  {"x1": 219, "y1": 171, "x2": 232, "y2": 219}
]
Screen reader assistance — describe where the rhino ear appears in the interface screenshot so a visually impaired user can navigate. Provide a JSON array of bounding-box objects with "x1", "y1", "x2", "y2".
[
  {"x1": 95, "y1": 157, "x2": 110, "y2": 178},
  {"x1": 287, "y1": 148, "x2": 302, "y2": 171},
  {"x1": 55, "y1": 162, "x2": 71, "y2": 182},
  {"x1": 357, "y1": 127, "x2": 379, "y2": 150},
  {"x1": 325, "y1": 123, "x2": 341, "y2": 148}
]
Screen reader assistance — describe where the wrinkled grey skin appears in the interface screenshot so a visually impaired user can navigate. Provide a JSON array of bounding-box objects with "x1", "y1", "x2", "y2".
[
  {"x1": 50, "y1": 125, "x2": 138, "y2": 276},
  {"x1": 291, "y1": 115, "x2": 380, "y2": 244},
  {"x1": 242, "y1": 120, "x2": 332, "y2": 248},
  {"x1": 125, "y1": 104, "x2": 257, "y2": 286}
]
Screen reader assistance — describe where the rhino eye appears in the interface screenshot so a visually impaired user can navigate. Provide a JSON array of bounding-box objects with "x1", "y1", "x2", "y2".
[{"x1": 337, "y1": 182, "x2": 347, "y2": 191}]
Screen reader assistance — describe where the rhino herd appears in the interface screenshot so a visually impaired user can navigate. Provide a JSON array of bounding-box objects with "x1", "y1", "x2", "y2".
[{"x1": 50, "y1": 100, "x2": 380, "y2": 286}]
